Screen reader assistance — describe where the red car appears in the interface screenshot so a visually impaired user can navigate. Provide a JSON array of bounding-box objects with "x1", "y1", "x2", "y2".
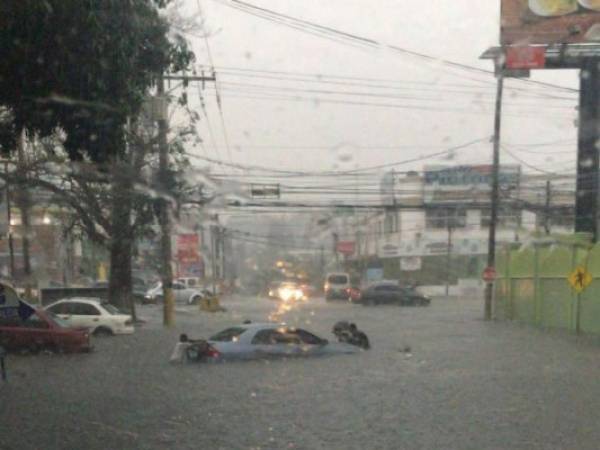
[
  {"x1": 0, "y1": 309, "x2": 92, "y2": 353},
  {"x1": 348, "y1": 287, "x2": 362, "y2": 303}
]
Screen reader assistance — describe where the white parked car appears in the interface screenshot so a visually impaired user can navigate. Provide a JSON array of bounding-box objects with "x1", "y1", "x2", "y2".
[
  {"x1": 144, "y1": 281, "x2": 207, "y2": 305},
  {"x1": 44, "y1": 298, "x2": 134, "y2": 336}
]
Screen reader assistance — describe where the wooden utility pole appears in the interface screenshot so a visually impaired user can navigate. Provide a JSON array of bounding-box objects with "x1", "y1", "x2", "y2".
[
  {"x1": 544, "y1": 180, "x2": 551, "y2": 235},
  {"x1": 445, "y1": 216, "x2": 453, "y2": 298},
  {"x1": 484, "y1": 74, "x2": 504, "y2": 321},
  {"x1": 210, "y1": 223, "x2": 219, "y2": 296},
  {"x1": 157, "y1": 75, "x2": 176, "y2": 327},
  {"x1": 156, "y1": 72, "x2": 216, "y2": 326}
]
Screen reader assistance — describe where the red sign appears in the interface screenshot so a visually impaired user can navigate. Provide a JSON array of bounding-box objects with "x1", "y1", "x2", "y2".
[
  {"x1": 336, "y1": 241, "x2": 356, "y2": 256},
  {"x1": 482, "y1": 267, "x2": 497, "y2": 283},
  {"x1": 506, "y1": 46, "x2": 546, "y2": 70},
  {"x1": 176, "y1": 234, "x2": 200, "y2": 263}
]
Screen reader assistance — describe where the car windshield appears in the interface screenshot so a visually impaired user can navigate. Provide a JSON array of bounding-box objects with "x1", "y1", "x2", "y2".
[
  {"x1": 4, "y1": 2, "x2": 597, "y2": 449},
  {"x1": 328, "y1": 275, "x2": 348, "y2": 284}
]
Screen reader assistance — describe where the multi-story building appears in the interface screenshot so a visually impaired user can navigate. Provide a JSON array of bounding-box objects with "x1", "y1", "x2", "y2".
[{"x1": 329, "y1": 165, "x2": 576, "y2": 287}]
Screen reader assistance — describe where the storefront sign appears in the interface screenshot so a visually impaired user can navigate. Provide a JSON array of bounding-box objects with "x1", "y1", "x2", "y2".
[{"x1": 378, "y1": 242, "x2": 401, "y2": 259}]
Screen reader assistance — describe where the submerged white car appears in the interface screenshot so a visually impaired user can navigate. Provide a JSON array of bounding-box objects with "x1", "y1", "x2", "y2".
[
  {"x1": 44, "y1": 297, "x2": 134, "y2": 336},
  {"x1": 172, "y1": 322, "x2": 363, "y2": 363}
]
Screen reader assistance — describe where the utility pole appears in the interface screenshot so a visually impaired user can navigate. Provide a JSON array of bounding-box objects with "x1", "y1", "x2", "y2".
[
  {"x1": 220, "y1": 226, "x2": 226, "y2": 287},
  {"x1": 575, "y1": 58, "x2": 600, "y2": 241},
  {"x1": 156, "y1": 72, "x2": 216, "y2": 326},
  {"x1": 332, "y1": 232, "x2": 339, "y2": 267},
  {"x1": 484, "y1": 73, "x2": 504, "y2": 321},
  {"x1": 157, "y1": 75, "x2": 175, "y2": 327},
  {"x1": 320, "y1": 245, "x2": 325, "y2": 274},
  {"x1": 445, "y1": 214, "x2": 453, "y2": 298},
  {"x1": 210, "y1": 222, "x2": 219, "y2": 296},
  {"x1": 544, "y1": 180, "x2": 551, "y2": 235}
]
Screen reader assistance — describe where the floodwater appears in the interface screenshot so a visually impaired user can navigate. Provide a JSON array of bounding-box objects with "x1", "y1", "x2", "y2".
[{"x1": 2, "y1": 296, "x2": 600, "y2": 450}]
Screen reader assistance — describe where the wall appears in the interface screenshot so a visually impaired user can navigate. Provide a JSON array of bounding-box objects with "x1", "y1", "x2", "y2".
[{"x1": 494, "y1": 235, "x2": 600, "y2": 335}]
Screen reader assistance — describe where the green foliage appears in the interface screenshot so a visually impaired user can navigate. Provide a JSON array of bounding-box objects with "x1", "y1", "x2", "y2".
[{"x1": 0, "y1": 0, "x2": 194, "y2": 162}]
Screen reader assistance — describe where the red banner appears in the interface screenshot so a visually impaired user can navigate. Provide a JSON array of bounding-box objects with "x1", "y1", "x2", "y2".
[
  {"x1": 176, "y1": 234, "x2": 200, "y2": 263},
  {"x1": 336, "y1": 241, "x2": 356, "y2": 256},
  {"x1": 506, "y1": 46, "x2": 546, "y2": 69}
]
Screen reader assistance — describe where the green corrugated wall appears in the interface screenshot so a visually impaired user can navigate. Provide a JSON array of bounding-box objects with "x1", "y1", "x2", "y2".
[{"x1": 494, "y1": 234, "x2": 600, "y2": 335}]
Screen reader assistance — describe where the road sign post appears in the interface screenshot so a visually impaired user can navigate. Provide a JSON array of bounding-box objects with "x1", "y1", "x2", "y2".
[{"x1": 482, "y1": 266, "x2": 497, "y2": 284}]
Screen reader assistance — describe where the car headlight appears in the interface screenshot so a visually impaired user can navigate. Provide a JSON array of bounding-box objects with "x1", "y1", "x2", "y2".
[{"x1": 279, "y1": 288, "x2": 293, "y2": 301}]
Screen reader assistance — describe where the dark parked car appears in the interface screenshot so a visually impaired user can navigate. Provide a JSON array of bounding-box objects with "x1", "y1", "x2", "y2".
[
  {"x1": 0, "y1": 309, "x2": 92, "y2": 353},
  {"x1": 359, "y1": 282, "x2": 431, "y2": 306}
]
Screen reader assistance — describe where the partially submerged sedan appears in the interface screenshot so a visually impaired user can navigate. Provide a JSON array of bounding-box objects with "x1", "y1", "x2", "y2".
[
  {"x1": 171, "y1": 322, "x2": 363, "y2": 363},
  {"x1": 0, "y1": 309, "x2": 92, "y2": 353}
]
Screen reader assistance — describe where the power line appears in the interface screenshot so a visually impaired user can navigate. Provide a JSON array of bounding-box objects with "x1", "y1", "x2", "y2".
[
  {"x1": 196, "y1": 0, "x2": 234, "y2": 166},
  {"x1": 212, "y1": 0, "x2": 577, "y2": 94},
  {"x1": 185, "y1": 136, "x2": 491, "y2": 176}
]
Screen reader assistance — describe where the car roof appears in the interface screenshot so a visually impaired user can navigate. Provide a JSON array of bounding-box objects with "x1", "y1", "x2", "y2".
[
  {"x1": 215, "y1": 322, "x2": 287, "y2": 334},
  {"x1": 369, "y1": 281, "x2": 400, "y2": 287},
  {"x1": 52, "y1": 297, "x2": 104, "y2": 305}
]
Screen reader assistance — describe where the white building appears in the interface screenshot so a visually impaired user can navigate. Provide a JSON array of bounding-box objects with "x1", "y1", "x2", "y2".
[{"x1": 326, "y1": 165, "x2": 575, "y2": 286}]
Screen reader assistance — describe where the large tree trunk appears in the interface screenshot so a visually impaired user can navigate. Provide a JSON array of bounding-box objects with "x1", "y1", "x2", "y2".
[
  {"x1": 107, "y1": 124, "x2": 146, "y2": 319},
  {"x1": 107, "y1": 159, "x2": 134, "y2": 313}
]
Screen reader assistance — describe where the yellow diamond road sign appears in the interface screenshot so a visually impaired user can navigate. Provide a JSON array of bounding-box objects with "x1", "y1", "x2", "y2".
[{"x1": 568, "y1": 266, "x2": 593, "y2": 293}]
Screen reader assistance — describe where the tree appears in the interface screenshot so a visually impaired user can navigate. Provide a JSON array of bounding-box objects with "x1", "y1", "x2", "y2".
[
  {"x1": 0, "y1": 0, "x2": 193, "y2": 162},
  {"x1": 0, "y1": 0, "x2": 196, "y2": 309},
  {"x1": 1, "y1": 115, "x2": 210, "y2": 312}
]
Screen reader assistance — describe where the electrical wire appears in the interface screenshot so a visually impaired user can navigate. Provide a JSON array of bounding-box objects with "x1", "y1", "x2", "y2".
[{"x1": 212, "y1": 0, "x2": 577, "y2": 95}]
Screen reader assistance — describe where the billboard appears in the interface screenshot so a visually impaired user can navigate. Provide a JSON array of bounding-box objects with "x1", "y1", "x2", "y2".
[
  {"x1": 501, "y1": 0, "x2": 600, "y2": 45},
  {"x1": 423, "y1": 165, "x2": 521, "y2": 204},
  {"x1": 176, "y1": 234, "x2": 204, "y2": 278}
]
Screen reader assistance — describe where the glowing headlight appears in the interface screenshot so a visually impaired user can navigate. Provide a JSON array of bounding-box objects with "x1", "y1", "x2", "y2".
[{"x1": 279, "y1": 288, "x2": 294, "y2": 301}]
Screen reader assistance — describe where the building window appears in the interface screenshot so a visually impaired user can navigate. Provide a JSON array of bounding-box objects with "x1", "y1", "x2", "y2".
[
  {"x1": 425, "y1": 208, "x2": 466, "y2": 229},
  {"x1": 480, "y1": 208, "x2": 521, "y2": 228},
  {"x1": 383, "y1": 210, "x2": 398, "y2": 234}
]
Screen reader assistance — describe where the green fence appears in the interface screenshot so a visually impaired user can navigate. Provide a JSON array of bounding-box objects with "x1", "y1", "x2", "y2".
[{"x1": 494, "y1": 234, "x2": 600, "y2": 334}]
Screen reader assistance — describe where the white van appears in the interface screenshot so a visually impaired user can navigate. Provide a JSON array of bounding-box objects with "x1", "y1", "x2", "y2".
[{"x1": 324, "y1": 272, "x2": 351, "y2": 300}]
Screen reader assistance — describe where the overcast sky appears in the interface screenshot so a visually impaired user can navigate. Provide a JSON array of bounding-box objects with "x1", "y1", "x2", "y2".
[{"x1": 179, "y1": 0, "x2": 579, "y2": 176}]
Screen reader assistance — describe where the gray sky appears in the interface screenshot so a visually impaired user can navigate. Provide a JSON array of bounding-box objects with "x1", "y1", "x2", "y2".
[{"x1": 180, "y1": 0, "x2": 579, "y2": 176}]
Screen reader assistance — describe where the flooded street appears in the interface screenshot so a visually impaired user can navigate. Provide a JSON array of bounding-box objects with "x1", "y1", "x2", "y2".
[{"x1": 3, "y1": 296, "x2": 600, "y2": 450}]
